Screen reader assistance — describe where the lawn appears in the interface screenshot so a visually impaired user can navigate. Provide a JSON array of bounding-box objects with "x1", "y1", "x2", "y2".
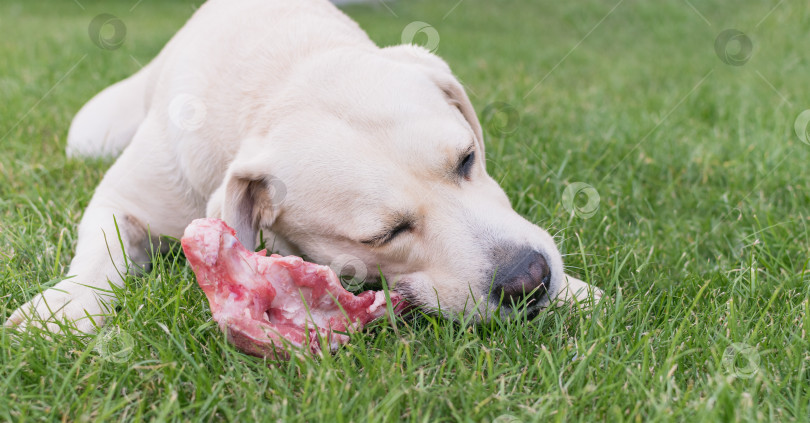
[{"x1": 1, "y1": 0, "x2": 809, "y2": 421}]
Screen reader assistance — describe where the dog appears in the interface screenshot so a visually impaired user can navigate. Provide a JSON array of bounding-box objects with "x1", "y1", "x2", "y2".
[{"x1": 6, "y1": 0, "x2": 601, "y2": 334}]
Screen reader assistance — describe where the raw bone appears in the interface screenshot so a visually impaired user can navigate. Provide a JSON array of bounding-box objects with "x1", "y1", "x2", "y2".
[{"x1": 181, "y1": 218, "x2": 405, "y2": 359}]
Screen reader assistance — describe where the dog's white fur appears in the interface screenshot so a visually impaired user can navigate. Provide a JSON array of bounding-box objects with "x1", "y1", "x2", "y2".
[{"x1": 6, "y1": 0, "x2": 600, "y2": 334}]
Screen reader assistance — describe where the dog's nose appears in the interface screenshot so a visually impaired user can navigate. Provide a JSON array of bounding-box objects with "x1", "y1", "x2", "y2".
[{"x1": 492, "y1": 250, "x2": 551, "y2": 307}]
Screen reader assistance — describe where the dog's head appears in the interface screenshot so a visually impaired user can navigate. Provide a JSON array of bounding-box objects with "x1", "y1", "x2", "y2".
[{"x1": 217, "y1": 45, "x2": 563, "y2": 320}]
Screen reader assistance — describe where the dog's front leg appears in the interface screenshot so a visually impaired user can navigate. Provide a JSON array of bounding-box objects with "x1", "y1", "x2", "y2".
[{"x1": 5, "y1": 198, "x2": 150, "y2": 334}]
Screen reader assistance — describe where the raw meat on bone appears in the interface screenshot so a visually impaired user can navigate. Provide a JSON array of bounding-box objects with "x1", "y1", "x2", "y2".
[{"x1": 181, "y1": 218, "x2": 405, "y2": 359}]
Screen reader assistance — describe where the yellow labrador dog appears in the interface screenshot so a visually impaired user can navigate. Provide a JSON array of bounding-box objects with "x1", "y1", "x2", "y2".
[{"x1": 6, "y1": 0, "x2": 601, "y2": 334}]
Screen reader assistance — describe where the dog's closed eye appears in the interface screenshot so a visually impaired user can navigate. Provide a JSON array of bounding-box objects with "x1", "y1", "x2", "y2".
[{"x1": 361, "y1": 219, "x2": 413, "y2": 246}]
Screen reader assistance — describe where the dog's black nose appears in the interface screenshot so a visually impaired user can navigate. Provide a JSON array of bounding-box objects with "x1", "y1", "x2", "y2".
[{"x1": 492, "y1": 250, "x2": 551, "y2": 307}]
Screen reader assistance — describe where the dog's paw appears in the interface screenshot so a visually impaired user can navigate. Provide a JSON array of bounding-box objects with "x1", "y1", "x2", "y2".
[
  {"x1": 573, "y1": 284, "x2": 603, "y2": 303},
  {"x1": 554, "y1": 274, "x2": 604, "y2": 308},
  {"x1": 4, "y1": 283, "x2": 106, "y2": 335}
]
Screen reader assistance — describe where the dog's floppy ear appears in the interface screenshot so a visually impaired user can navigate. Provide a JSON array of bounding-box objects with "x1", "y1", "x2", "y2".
[
  {"x1": 382, "y1": 45, "x2": 486, "y2": 165},
  {"x1": 220, "y1": 147, "x2": 283, "y2": 251},
  {"x1": 434, "y1": 73, "x2": 486, "y2": 165}
]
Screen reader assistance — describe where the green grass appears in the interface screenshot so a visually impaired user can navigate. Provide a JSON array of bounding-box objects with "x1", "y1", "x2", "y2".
[{"x1": 2, "y1": 0, "x2": 809, "y2": 421}]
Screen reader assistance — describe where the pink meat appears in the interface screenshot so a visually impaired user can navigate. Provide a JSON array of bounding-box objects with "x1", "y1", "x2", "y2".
[{"x1": 181, "y1": 218, "x2": 405, "y2": 360}]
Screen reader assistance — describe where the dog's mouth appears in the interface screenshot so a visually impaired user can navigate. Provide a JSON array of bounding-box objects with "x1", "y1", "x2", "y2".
[
  {"x1": 363, "y1": 274, "x2": 552, "y2": 322},
  {"x1": 523, "y1": 306, "x2": 542, "y2": 320},
  {"x1": 489, "y1": 289, "x2": 548, "y2": 321},
  {"x1": 330, "y1": 261, "x2": 553, "y2": 322}
]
